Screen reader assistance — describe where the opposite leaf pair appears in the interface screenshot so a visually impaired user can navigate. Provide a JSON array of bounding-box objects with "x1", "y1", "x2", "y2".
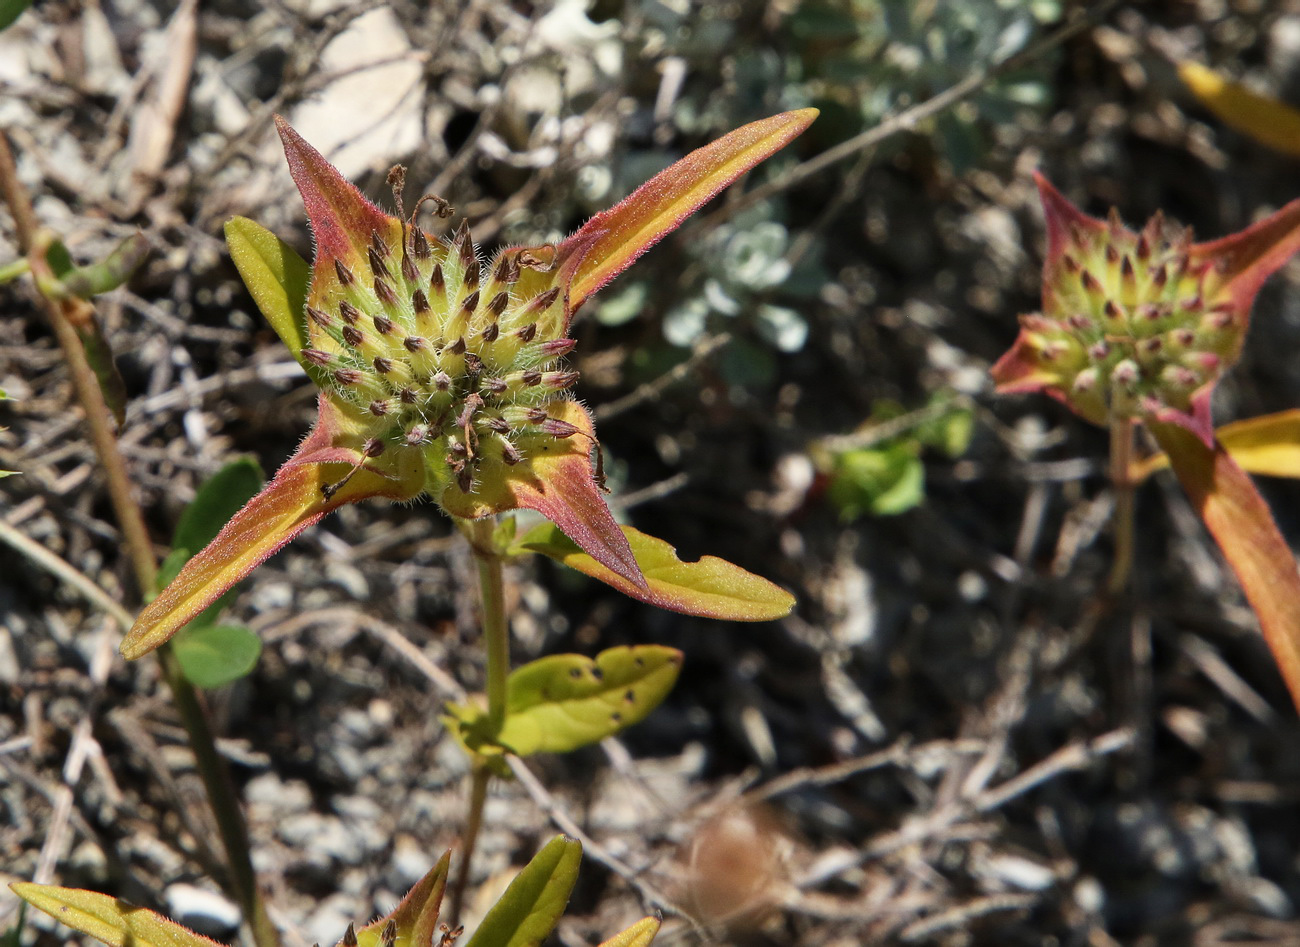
[{"x1": 122, "y1": 111, "x2": 816, "y2": 660}]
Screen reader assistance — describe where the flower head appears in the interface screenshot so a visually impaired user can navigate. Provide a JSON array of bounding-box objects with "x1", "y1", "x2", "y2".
[
  {"x1": 122, "y1": 110, "x2": 815, "y2": 658},
  {"x1": 992, "y1": 173, "x2": 1300, "y2": 445}
]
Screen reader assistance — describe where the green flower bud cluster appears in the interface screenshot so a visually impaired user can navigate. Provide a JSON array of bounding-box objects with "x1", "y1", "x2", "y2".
[
  {"x1": 300, "y1": 222, "x2": 581, "y2": 496},
  {"x1": 1024, "y1": 211, "x2": 1236, "y2": 426}
]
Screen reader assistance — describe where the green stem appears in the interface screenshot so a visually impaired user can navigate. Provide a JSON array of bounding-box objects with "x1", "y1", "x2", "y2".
[
  {"x1": 0, "y1": 256, "x2": 29, "y2": 284},
  {"x1": 0, "y1": 129, "x2": 280, "y2": 947},
  {"x1": 448, "y1": 516, "x2": 513, "y2": 927},
  {"x1": 448, "y1": 763, "x2": 490, "y2": 929},
  {"x1": 1108, "y1": 416, "x2": 1136, "y2": 596}
]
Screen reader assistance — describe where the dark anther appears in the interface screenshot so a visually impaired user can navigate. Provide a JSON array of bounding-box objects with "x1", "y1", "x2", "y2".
[
  {"x1": 301, "y1": 348, "x2": 333, "y2": 366},
  {"x1": 375, "y1": 279, "x2": 398, "y2": 306},
  {"x1": 412, "y1": 288, "x2": 430, "y2": 313},
  {"x1": 448, "y1": 337, "x2": 466, "y2": 355},
  {"x1": 401, "y1": 251, "x2": 419, "y2": 283},
  {"x1": 481, "y1": 322, "x2": 500, "y2": 342},
  {"x1": 539, "y1": 338, "x2": 575, "y2": 357},
  {"x1": 1105, "y1": 245, "x2": 1119, "y2": 265},
  {"x1": 430, "y1": 263, "x2": 446, "y2": 295},
  {"x1": 486, "y1": 292, "x2": 509, "y2": 318},
  {"x1": 369, "y1": 400, "x2": 390, "y2": 416},
  {"x1": 400, "y1": 388, "x2": 418, "y2": 404},
  {"x1": 404, "y1": 336, "x2": 427, "y2": 352},
  {"x1": 342, "y1": 326, "x2": 364, "y2": 347},
  {"x1": 485, "y1": 416, "x2": 509, "y2": 432},
  {"x1": 456, "y1": 464, "x2": 474, "y2": 493},
  {"x1": 1121, "y1": 255, "x2": 1135, "y2": 282},
  {"x1": 1151, "y1": 265, "x2": 1168, "y2": 289},
  {"x1": 501, "y1": 441, "x2": 522, "y2": 465},
  {"x1": 493, "y1": 253, "x2": 520, "y2": 285},
  {"x1": 334, "y1": 368, "x2": 362, "y2": 385},
  {"x1": 340, "y1": 300, "x2": 361, "y2": 325},
  {"x1": 525, "y1": 287, "x2": 560, "y2": 314},
  {"x1": 411, "y1": 227, "x2": 431, "y2": 260},
  {"x1": 545, "y1": 371, "x2": 579, "y2": 389},
  {"x1": 368, "y1": 245, "x2": 390, "y2": 279},
  {"x1": 542, "y1": 418, "x2": 580, "y2": 438},
  {"x1": 516, "y1": 322, "x2": 537, "y2": 343},
  {"x1": 432, "y1": 371, "x2": 452, "y2": 390},
  {"x1": 343, "y1": 924, "x2": 358, "y2": 947},
  {"x1": 1136, "y1": 234, "x2": 1151, "y2": 260},
  {"x1": 373, "y1": 356, "x2": 393, "y2": 374},
  {"x1": 370, "y1": 230, "x2": 390, "y2": 258},
  {"x1": 525, "y1": 407, "x2": 548, "y2": 423},
  {"x1": 306, "y1": 305, "x2": 333, "y2": 328},
  {"x1": 374, "y1": 315, "x2": 395, "y2": 335},
  {"x1": 1080, "y1": 270, "x2": 1102, "y2": 294},
  {"x1": 522, "y1": 369, "x2": 541, "y2": 386},
  {"x1": 482, "y1": 376, "x2": 507, "y2": 395},
  {"x1": 334, "y1": 259, "x2": 355, "y2": 285},
  {"x1": 459, "y1": 290, "x2": 480, "y2": 316}
]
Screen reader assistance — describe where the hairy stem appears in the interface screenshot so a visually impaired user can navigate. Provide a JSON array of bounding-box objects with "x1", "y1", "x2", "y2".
[
  {"x1": 0, "y1": 129, "x2": 280, "y2": 947},
  {"x1": 1108, "y1": 417, "x2": 1136, "y2": 595}
]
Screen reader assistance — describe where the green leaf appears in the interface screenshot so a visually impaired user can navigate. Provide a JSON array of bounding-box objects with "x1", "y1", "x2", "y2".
[
  {"x1": 224, "y1": 217, "x2": 312, "y2": 368},
  {"x1": 464, "y1": 836, "x2": 582, "y2": 947},
  {"x1": 827, "y1": 444, "x2": 925, "y2": 518},
  {"x1": 172, "y1": 457, "x2": 265, "y2": 556},
  {"x1": 0, "y1": 0, "x2": 32, "y2": 31},
  {"x1": 354, "y1": 852, "x2": 450, "y2": 947},
  {"x1": 10, "y1": 883, "x2": 224, "y2": 947},
  {"x1": 448, "y1": 645, "x2": 683, "y2": 757},
  {"x1": 598, "y1": 917, "x2": 660, "y2": 947},
  {"x1": 916, "y1": 403, "x2": 974, "y2": 458},
  {"x1": 58, "y1": 234, "x2": 151, "y2": 299},
  {"x1": 171, "y1": 625, "x2": 262, "y2": 689},
  {"x1": 512, "y1": 523, "x2": 795, "y2": 621}
]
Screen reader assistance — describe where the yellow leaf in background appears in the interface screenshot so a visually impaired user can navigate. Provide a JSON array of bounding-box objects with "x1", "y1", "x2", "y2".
[
  {"x1": 1179, "y1": 61, "x2": 1300, "y2": 158},
  {"x1": 1131, "y1": 409, "x2": 1300, "y2": 483}
]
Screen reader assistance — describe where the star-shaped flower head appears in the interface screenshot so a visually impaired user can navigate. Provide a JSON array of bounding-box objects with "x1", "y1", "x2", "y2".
[
  {"x1": 122, "y1": 110, "x2": 815, "y2": 659},
  {"x1": 993, "y1": 173, "x2": 1300, "y2": 713},
  {"x1": 992, "y1": 173, "x2": 1300, "y2": 446}
]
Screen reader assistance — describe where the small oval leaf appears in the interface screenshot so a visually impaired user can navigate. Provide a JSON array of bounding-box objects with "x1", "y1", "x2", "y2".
[
  {"x1": 224, "y1": 216, "x2": 312, "y2": 367},
  {"x1": 172, "y1": 624, "x2": 262, "y2": 689},
  {"x1": 464, "y1": 836, "x2": 582, "y2": 947},
  {"x1": 512, "y1": 523, "x2": 794, "y2": 621},
  {"x1": 506, "y1": 645, "x2": 682, "y2": 755},
  {"x1": 10, "y1": 883, "x2": 223, "y2": 947},
  {"x1": 598, "y1": 917, "x2": 660, "y2": 947}
]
